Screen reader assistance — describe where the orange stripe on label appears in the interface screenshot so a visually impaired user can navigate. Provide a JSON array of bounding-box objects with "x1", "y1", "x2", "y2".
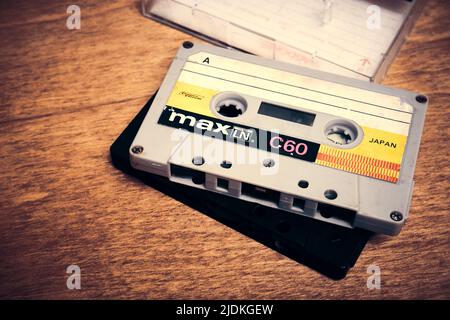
[{"x1": 316, "y1": 149, "x2": 400, "y2": 183}]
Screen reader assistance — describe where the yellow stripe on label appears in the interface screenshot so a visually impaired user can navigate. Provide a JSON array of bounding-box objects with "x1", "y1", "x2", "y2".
[
  {"x1": 347, "y1": 126, "x2": 406, "y2": 164},
  {"x1": 166, "y1": 81, "x2": 218, "y2": 117}
]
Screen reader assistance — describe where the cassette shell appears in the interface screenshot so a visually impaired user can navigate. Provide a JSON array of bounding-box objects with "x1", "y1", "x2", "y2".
[{"x1": 129, "y1": 42, "x2": 428, "y2": 236}]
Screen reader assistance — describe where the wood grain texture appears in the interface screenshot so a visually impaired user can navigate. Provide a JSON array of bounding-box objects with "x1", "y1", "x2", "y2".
[{"x1": 0, "y1": 0, "x2": 448, "y2": 299}]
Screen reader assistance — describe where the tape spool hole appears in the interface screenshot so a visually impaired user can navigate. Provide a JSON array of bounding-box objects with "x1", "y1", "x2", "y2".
[
  {"x1": 211, "y1": 92, "x2": 247, "y2": 118},
  {"x1": 324, "y1": 121, "x2": 359, "y2": 146}
]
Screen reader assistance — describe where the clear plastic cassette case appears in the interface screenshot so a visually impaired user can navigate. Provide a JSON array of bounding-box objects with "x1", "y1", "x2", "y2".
[{"x1": 142, "y1": 0, "x2": 424, "y2": 82}]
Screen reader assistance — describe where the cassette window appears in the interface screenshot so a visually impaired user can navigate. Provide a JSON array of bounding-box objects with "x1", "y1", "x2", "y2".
[{"x1": 258, "y1": 102, "x2": 316, "y2": 126}]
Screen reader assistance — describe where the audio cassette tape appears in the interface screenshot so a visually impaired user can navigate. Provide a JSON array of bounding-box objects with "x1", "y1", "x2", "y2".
[{"x1": 130, "y1": 42, "x2": 428, "y2": 236}]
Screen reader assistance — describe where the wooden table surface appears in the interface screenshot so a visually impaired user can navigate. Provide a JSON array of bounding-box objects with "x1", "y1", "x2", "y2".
[{"x1": 0, "y1": 0, "x2": 449, "y2": 299}]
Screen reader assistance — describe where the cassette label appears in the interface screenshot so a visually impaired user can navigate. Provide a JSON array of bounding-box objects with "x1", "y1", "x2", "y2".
[{"x1": 163, "y1": 77, "x2": 408, "y2": 182}]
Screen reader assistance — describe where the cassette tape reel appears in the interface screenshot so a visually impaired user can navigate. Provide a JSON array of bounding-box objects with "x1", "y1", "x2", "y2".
[{"x1": 130, "y1": 42, "x2": 428, "y2": 235}]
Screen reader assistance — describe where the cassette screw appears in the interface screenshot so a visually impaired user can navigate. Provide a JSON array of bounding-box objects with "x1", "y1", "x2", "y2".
[
  {"x1": 415, "y1": 95, "x2": 428, "y2": 103},
  {"x1": 390, "y1": 211, "x2": 403, "y2": 222},
  {"x1": 263, "y1": 159, "x2": 275, "y2": 168},
  {"x1": 131, "y1": 145, "x2": 143, "y2": 154},
  {"x1": 183, "y1": 41, "x2": 194, "y2": 49}
]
